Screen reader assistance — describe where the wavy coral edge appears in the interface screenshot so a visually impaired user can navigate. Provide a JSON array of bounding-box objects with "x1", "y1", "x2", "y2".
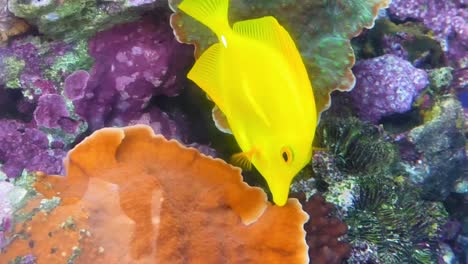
[
  {"x1": 319, "y1": 0, "x2": 392, "y2": 115},
  {"x1": 65, "y1": 124, "x2": 308, "y2": 221},
  {"x1": 128, "y1": 125, "x2": 311, "y2": 263}
]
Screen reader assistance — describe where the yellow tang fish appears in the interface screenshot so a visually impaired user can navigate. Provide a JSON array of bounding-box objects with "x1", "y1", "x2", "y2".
[{"x1": 178, "y1": 0, "x2": 317, "y2": 206}]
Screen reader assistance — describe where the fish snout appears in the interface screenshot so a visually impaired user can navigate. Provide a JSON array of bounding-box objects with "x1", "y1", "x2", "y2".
[{"x1": 267, "y1": 177, "x2": 293, "y2": 206}]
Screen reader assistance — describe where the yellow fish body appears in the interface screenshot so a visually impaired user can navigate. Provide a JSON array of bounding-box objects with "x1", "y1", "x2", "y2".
[{"x1": 179, "y1": 0, "x2": 317, "y2": 206}]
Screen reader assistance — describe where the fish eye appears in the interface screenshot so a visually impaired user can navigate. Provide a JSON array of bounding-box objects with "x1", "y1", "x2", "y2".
[{"x1": 280, "y1": 146, "x2": 293, "y2": 164}]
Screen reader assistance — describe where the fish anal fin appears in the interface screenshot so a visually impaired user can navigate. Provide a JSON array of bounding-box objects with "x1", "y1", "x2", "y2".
[
  {"x1": 232, "y1": 17, "x2": 303, "y2": 71},
  {"x1": 187, "y1": 43, "x2": 225, "y2": 106},
  {"x1": 212, "y1": 105, "x2": 232, "y2": 134},
  {"x1": 230, "y1": 148, "x2": 256, "y2": 171}
]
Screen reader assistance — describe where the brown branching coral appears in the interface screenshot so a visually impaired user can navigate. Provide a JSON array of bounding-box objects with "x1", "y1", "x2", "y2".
[
  {"x1": 300, "y1": 194, "x2": 351, "y2": 264},
  {"x1": 0, "y1": 0, "x2": 28, "y2": 42},
  {"x1": 0, "y1": 125, "x2": 309, "y2": 263}
]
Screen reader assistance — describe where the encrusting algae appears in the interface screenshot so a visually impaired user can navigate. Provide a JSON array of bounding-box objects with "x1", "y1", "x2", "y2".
[
  {"x1": 178, "y1": 0, "x2": 317, "y2": 206},
  {"x1": 0, "y1": 125, "x2": 309, "y2": 264}
]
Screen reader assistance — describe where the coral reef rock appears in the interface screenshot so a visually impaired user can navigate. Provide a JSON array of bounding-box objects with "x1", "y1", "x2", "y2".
[
  {"x1": 405, "y1": 96, "x2": 466, "y2": 200},
  {"x1": 388, "y1": 0, "x2": 467, "y2": 68},
  {"x1": 350, "y1": 54, "x2": 429, "y2": 123},
  {"x1": 8, "y1": 0, "x2": 159, "y2": 42},
  {"x1": 301, "y1": 194, "x2": 351, "y2": 264}
]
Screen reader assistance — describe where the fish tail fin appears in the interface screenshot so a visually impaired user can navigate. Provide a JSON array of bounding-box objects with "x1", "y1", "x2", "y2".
[{"x1": 178, "y1": 0, "x2": 231, "y2": 37}]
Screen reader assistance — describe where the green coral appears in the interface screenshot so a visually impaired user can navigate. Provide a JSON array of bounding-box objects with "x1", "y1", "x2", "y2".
[
  {"x1": 345, "y1": 176, "x2": 448, "y2": 264},
  {"x1": 67, "y1": 246, "x2": 82, "y2": 264},
  {"x1": 9, "y1": 0, "x2": 146, "y2": 42},
  {"x1": 317, "y1": 117, "x2": 397, "y2": 175},
  {"x1": 3, "y1": 56, "x2": 26, "y2": 89},
  {"x1": 169, "y1": 0, "x2": 390, "y2": 112},
  {"x1": 324, "y1": 177, "x2": 358, "y2": 215},
  {"x1": 44, "y1": 39, "x2": 93, "y2": 84},
  {"x1": 39, "y1": 196, "x2": 61, "y2": 213},
  {"x1": 428, "y1": 67, "x2": 454, "y2": 93}
]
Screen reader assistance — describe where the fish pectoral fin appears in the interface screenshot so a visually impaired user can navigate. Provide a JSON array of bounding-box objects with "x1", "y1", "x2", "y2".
[
  {"x1": 212, "y1": 105, "x2": 232, "y2": 134},
  {"x1": 187, "y1": 43, "x2": 225, "y2": 106},
  {"x1": 230, "y1": 148, "x2": 257, "y2": 171},
  {"x1": 233, "y1": 16, "x2": 304, "y2": 71}
]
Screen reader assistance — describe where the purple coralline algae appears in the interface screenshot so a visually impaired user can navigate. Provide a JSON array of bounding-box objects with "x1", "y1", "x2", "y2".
[
  {"x1": 388, "y1": 0, "x2": 467, "y2": 68},
  {"x1": 71, "y1": 17, "x2": 193, "y2": 133},
  {"x1": 0, "y1": 13, "x2": 216, "y2": 179},
  {"x1": 123, "y1": 106, "x2": 184, "y2": 141},
  {"x1": 0, "y1": 120, "x2": 66, "y2": 178},
  {"x1": 33, "y1": 94, "x2": 79, "y2": 133},
  {"x1": 350, "y1": 54, "x2": 429, "y2": 123},
  {"x1": 0, "y1": 37, "x2": 84, "y2": 94},
  {"x1": 0, "y1": 36, "x2": 90, "y2": 139}
]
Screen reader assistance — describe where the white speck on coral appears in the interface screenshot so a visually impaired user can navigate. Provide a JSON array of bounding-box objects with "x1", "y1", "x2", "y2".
[{"x1": 132, "y1": 46, "x2": 143, "y2": 55}]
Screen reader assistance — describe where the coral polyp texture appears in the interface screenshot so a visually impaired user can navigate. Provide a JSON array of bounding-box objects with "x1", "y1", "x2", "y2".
[
  {"x1": 350, "y1": 54, "x2": 429, "y2": 123},
  {"x1": 317, "y1": 116, "x2": 397, "y2": 174},
  {"x1": 345, "y1": 176, "x2": 448, "y2": 263},
  {"x1": 169, "y1": 0, "x2": 391, "y2": 113},
  {"x1": 0, "y1": 125, "x2": 309, "y2": 263}
]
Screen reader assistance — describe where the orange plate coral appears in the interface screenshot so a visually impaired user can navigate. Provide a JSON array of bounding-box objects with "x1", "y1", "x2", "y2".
[{"x1": 0, "y1": 125, "x2": 309, "y2": 264}]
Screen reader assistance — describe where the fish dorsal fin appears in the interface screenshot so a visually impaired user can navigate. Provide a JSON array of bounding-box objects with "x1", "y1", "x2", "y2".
[
  {"x1": 178, "y1": 0, "x2": 230, "y2": 37},
  {"x1": 187, "y1": 43, "x2": 225, "y2": 107},
  {"x1": 233, "y1": 16, "x2": 304, "y2": 71},
  {"x1": 212, "y1": 105, "x2": 232, "y2": 134}
]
